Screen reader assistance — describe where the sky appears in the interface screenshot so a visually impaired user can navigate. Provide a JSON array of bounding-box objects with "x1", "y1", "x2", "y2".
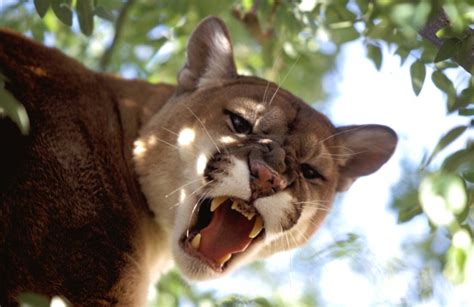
[{"x1": 193, "y1": 39, "x2": 473, "y2": 306}]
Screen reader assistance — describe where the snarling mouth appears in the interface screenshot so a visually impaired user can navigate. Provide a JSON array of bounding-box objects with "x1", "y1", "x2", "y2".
[{"x1": 182, "y1": 197, "x2": 265, "y2": 271}]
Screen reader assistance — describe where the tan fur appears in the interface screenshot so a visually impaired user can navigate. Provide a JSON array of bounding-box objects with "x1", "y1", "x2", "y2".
[{"x1": 0, "y1": 17, "x2": 397, "y2": 305}]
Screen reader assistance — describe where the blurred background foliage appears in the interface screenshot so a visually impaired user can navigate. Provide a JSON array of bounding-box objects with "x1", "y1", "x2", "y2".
[{"x1": 1, "y1": 0, "x2": 473, "y2": 306}]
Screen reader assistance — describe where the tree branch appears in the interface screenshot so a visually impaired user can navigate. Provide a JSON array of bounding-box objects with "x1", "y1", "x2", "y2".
[
  {"x1": 419, "y1": 10, "x2": 473, "y2": 74},
  {"x1": 231, "y1": 0, "x2": 280, "y2": 45},
  {"x1": 99, "y1": 0, "x2": 136, "y2": 71}
]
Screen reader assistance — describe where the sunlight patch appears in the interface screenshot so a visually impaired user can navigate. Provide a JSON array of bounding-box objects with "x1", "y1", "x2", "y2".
[
  {"x1": 147, "y1": 284, "x2": 158, "y2": 302},
  {"x1": 219, "y1": 135, "x2": 236, "y2": 144},
  {"x1": 212, "y1": 30, "x2": 231, "y2": 55},
  {"x1": 133, "y1": 140, "x2": 146, "y2": 156},
  {"x1": 178, "y1": 127, "x2": 196, "y2": 146},
  {"x1": 179, "y1": 189, "x2": 187, "y2": 203},
  {"x1": 196, "y1": 153, "x2": 208, "y2": 175},
  {"x1": 147, "y1": 135, "x2": 157, "y2": 146},
  {"x1": 50, "y1": 296, "x2": 67, "y2": 307}
]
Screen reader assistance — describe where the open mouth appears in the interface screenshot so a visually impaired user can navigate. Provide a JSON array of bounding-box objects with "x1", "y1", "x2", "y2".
[{"x1": 182, "y1": 197, "x2": 265, "y2": 272}]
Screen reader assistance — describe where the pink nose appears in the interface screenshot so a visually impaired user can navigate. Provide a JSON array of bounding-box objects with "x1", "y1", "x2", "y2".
[{"x1": 250, "y1": 161, "x2": 287, "y2": 199}]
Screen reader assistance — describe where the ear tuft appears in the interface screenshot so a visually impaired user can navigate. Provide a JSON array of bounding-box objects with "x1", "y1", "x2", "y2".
[
  {"x1": 335, "y1": 124, "x2": 397, "y2": 191},
  {"x1": 177, "y1": 16, "x2": 237, "y2": 93}
]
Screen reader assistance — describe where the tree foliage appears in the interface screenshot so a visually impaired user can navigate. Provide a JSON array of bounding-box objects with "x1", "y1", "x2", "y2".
[{"x1": 1, "y1": 0, "x2": 473, "y2": 305}]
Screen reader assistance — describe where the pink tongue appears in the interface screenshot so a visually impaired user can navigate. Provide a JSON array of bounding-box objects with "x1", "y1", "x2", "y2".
[{"x1": 199, "y1": 202, "x2": 254, "y2": 263}]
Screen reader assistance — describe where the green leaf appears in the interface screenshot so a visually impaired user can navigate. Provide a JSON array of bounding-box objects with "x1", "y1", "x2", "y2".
[
  {"x1": 443, "y1": 3, "x2": 464, "y2": 33},
  {"x1": 431, "y1": 70, "x2": 457, "y2": 111},
  {"x1": 355, "y1": 0, "x2": 369, "y2": 13},
  {"x1": 325, "y1": 5, "x2": 356, "y2": 24},
  {"x1": 419, "y1": 172, "x2": 467, "y2": 226},
  {"x1": 0, "y1": 77, "x2": 30, "y2": 135},
  {"x1": 435, "y1": 61, "x2": 460, "y2": 70},
  {"x1": 459, "y1": 34, "x2": 474, "y2": 65},
  {"x1": 434, "y1": 38, "x2": 461, "y2": 63},
  {"x1": 241, "y1": 0, "x2": 253, "y2": 11},
  {"x1": 412, "y1": 0, "x2": 431, "y2": 29},
  {"x1": 463, "y1": 170, "x2": 474, "y2": 183},
  {"x1": 459, "y1": 108, "x2": 474, "y2": 116},
  {"x1": 365, "y1": 20, "x2": 393, "y2": 39},
  {"x1": 436, "y1": 26, "x2": 460, "y2": 39},
  {"x1": 395, "y1": 46, "x2": 410, "y2": 66},
  {"x1": 17, "y1": 292, "x2": 50, "y2": 307},
  {"x1": 34, "y1": 0, "x2": 51, "y2": 18},
  {"x1": 442, "y1": 146, "x2": 474, "y2": 173},
  {"x1": 431, "y1": 70, "x2": 455, "y2": 92},
  {"x1": 76, "y1": 0, "x2": 94, "y2": 36},
  {"x1": 51, "y1": 0, "x2": 73, "y2": 26},
  {"x1": 330, "y1": 27, "x2": 360, "y2": 44},
  {"x1": 367, "y1": 44, "x2": 382, "y2": 70},
  {"x1": 410, "y1": 60, "x2": 426, "y2": 96},
  {"x1": 452, "y1": 86, "x2": 474, "y2": 110},
  {"x1": 445, "y1": 246, "x2": 467, "y2": 283},
  {"x1": 94, "y1": 6, "x2": 114, "y2": 22},
  {"x1": 425, "y1": 126, "x2": 468, "y2": 167},
  {"x1": 393, "y1": 188, "x2": 422, "y2": 223}
]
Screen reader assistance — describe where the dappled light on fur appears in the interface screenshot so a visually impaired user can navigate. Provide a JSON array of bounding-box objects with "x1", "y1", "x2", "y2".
[
  {"x1": 178, "y1": 127, "x2": 196, "y2": 147},
  {"x1": 147, "y1": 135, "x2": 157, "y2": 146},
  {"x1": 219, "y1": 135, "x2": 237, "y2": 144},
  {"x1": 179, "y1": 189, "x2": 187, "y2": 204},
  {"x1": 196, "y1": 153, "x2": 208, "y2": 175},
  {"x1": 133, "y1": 140, "x2": 147, "y2": 157}
]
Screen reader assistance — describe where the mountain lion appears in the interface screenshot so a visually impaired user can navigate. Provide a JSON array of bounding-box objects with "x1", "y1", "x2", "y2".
[{"x1": 0, "y1": 17, "x2": 397, "y2": 306}]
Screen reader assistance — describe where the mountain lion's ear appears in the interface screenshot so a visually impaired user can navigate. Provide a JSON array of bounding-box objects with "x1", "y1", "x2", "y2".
[
  {"x1": 335, "y1": 124, "x2": 397, "y2": 192},
  {"x1": 176, "y1": 16, "x2": 237, "y2": 94}
]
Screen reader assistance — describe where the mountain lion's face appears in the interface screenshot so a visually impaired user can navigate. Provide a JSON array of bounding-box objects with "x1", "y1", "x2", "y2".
[{"x1": 134, "y1": 17, "x2": 397, "y2": 280}]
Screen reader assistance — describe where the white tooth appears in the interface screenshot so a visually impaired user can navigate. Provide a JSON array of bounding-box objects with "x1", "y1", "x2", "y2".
[
  {"x1": 245, "y1": 212, "x2": 256, "y2": 221},
  {"x1": 217, "y1": 253, "x2": 232, "y2": 266},
  {"x1": 249, "y1": 216, "x2": 264, "y2": 239},
  {"x1": 191, "y1": 233, "x2": 201, "y2": 249},
  {"x1": 231, "y1": 201, "x2": 238, "y2": 211},
  {"x1": 210, "y1": 197, "x2": 227, "y2": 212},
  {"x1": 231, "y1": 201, "x2": 256, "y2": 220}
]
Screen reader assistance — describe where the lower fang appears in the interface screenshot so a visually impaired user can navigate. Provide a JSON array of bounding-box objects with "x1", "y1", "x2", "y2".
[
  {"x1": 217, "y1": 253, "x2": 232, "y2": 266},
  {"x1": 191, "y1": 233, "x2": 201, "y2": 249},
  {"x1": 249, "y1": 216, "x2": 264, "y2": 238}
]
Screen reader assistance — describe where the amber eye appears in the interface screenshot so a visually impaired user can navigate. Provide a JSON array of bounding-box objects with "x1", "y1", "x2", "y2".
[
  {"x1": 228, "y1": 112, "x2": 252, "y2": 134},
  {"x1": 300, "y1": 163, "x2": 326, "y2": 181}
]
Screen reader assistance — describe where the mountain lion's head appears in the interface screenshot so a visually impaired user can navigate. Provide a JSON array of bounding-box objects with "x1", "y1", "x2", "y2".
[{"x1": 134, "y1": 17, "x2": 397, "y2": 280}]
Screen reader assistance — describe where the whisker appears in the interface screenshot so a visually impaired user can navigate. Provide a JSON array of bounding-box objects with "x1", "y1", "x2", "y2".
[
  {"x1": 294, "y1": 200, "x2": 333, "y2": 205},
  {"x1": 281, "y1": 225, "x2": 295, "y2": 287},
  {"x1": 298, "y1": 203, "x2": 331, "y2": 213},
  {"x1": 262, "y1": 80, "x2": 271, "y2": 105},
  {"x1": 268, "y1": 55, "x2": 300, "y2": 106},
  {"x1": 299, "y1": 229, "x2": 311, "y2": 243},
  {"x1": 165, "y1": 178, "x2": 203, "y2": 198},
  {"x1": 170, "y1": 180, "x2": 214, "y2": 208},
  {"x1": 186, "y1": 192, "x2": 209, "y2": 237},
  {"x1": 319, "y1": 152, "x2": 358, "y2": 158},
  {"x1": 181, "y1": 103, "x2": 221, "y2": 154},
  {"x1": 318, "y1": 126, "x2": 365, "y2": 145},
  {"x1": 286, "y1": 229, "x2": 299, "y2": 249},
  {"x1": 162, "y1": 127, "x2": 179, "y2": 136},
  {"x1": 262, "y1": 51, "x2": 282, "y2": 104},
  {"x1": 151, "y1": 136, "x2": 198, "y2": 157}
]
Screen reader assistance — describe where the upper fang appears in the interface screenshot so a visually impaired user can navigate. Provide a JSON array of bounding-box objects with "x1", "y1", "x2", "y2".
[{"x1": 210, "y1": 197, "x2": 227, "y2": 212}]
